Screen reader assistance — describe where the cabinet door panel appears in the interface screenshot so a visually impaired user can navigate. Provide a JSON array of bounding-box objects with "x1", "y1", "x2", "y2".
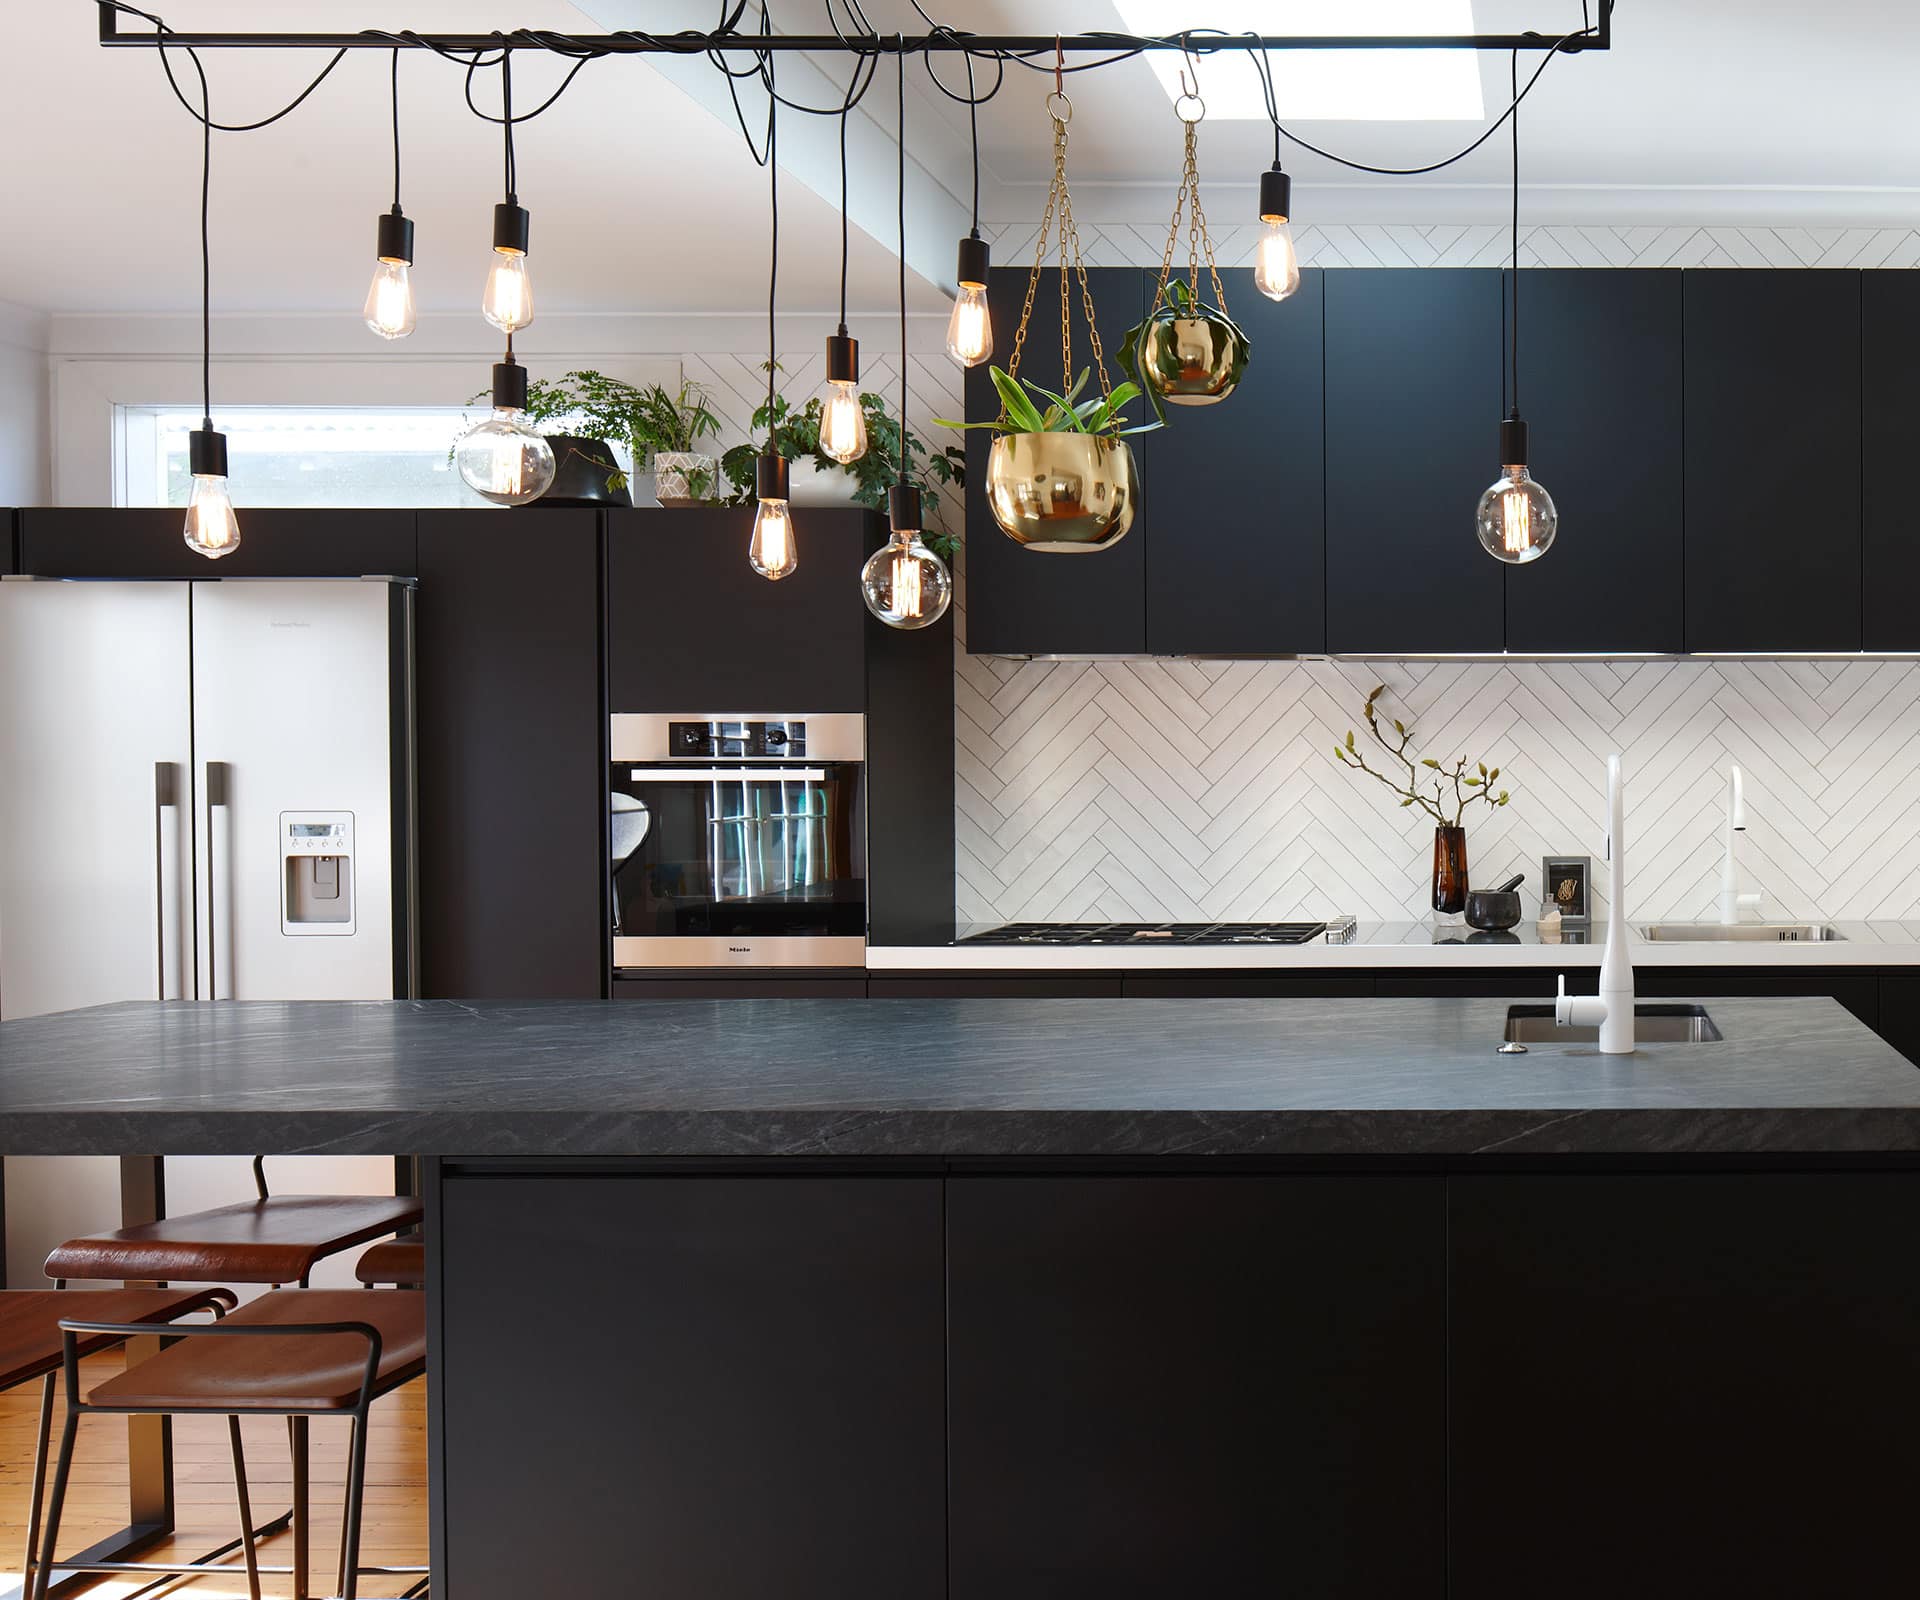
[
  {"x1": 1324, "y1": 269, "x2": 1504, "y2": 653},
  {"x1": 1146, "y1": 269, "x2": 1326, "y2": 653},
  {"x1": 606, "y1": 507, "x2": 871, "y2": 712},
  {"x1": 1683, "y1": 271, "x2": 1862, "y2": 651},
  {"x1": 948, "y1": 1175, "x2": 1445, "y2": 1598},
  {"x1": 440, "y1": 1173, "x2": 945, "y2": 1600},
  {"x1": 1504, "y1": 270, "x2": 1684, "y2": 652},
  {"x1": 964, "y1": 268, "x2": 1149, "y2": 656},
  {"x1": 18, "y1": 507, "x2": 416, "y2": 577},
  {"x1": 1863, "y1": 272, "x2": 1920, "y2": 649},
  {"x1": 1451, "y1": 1174, "x2": 1920, "y2": 1598}
]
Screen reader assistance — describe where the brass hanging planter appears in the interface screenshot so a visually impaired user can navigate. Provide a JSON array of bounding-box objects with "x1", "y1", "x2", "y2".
[
  {"x1": 1120, "y1": 84, "x2": 1252, "y2": 421},
  {"x1": 981, "y1": 88, "x2": 1141, "y2": 553}
]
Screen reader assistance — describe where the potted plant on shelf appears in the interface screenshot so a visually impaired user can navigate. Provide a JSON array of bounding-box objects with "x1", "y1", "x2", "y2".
[
  {"x1": 1331, "y1": 684, "x2": 1513, "y2": 917},
  {"x1": 936, "y1": 366, "x2": 1156, "y2": 552}
]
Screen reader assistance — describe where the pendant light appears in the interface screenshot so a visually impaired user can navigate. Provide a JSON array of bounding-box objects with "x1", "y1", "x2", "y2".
[
  {"x1": 945, "y1": 51, "x2": 993, "y2": 367},
  {"x1": 1253, "y1": 160, "x2": 1299, "y2": 303},
  {"x1": 819, "y1": 80, "x2": 869, "y2": 466},
  {"x1": 1477, "y1": 53, "x2": 1556, "y2": 565},
  {"x1": 454, "y1": 338, "x2": 555, "y2": 506},
  {"x1": 184, "y1": 65, "x2": 237, "y2": 560},
  {"x1": 364, "y1": 48, "x2": 417, "y2": 339},
  {"x1": 482, "y1": 52, "x2": 534, "y2": 335},
  {"x1": 863, "y1": 49, "x2": 951, "y2": 629},
  {"x1": 749, "y1": 97, "x2": 797, "y2": 581}
]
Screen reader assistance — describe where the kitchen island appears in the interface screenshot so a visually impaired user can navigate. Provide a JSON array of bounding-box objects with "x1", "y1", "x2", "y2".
[{"x1": 2, "y1": 995, "x2": 1917, "y2": 1599}]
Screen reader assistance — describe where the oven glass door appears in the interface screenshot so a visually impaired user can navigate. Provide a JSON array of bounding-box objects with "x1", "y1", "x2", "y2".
[{"x1": 611, "y1": 761, "x2": 865, "y2": 943}]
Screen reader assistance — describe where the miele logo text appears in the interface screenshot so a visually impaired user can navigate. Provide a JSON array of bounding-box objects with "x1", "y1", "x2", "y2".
[{"x1": 728, "y1": 946, "x2": 752, "y2": 954}]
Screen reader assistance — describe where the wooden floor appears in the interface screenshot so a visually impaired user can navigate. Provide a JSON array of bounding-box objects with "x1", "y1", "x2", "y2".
[{"x1": 0, "y1": 1352, "x2": 427, "y2": 1599}]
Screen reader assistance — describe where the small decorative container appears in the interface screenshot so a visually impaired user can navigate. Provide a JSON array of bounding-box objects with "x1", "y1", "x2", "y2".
[
  {"x1": 1542, "y1": 855, "x2": 1592, "y2": 926},
  {"x1": 651, "y1": 450, "x2": 716, "y2": 507},
  {"x1": 538, "y1": 435, "x2": 632, "y2": 509},
  {"x1": 1433, "y1": 826, "x2": 1469, "y2": 917},
  {"x1": 985, "y1": 432, "x2": 1138, "y2": 552}
]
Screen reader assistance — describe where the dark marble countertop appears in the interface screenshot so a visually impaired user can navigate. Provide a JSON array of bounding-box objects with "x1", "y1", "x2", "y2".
[{"x1": 1, "y1": 996, "x2": 1916, "y2": 1159}]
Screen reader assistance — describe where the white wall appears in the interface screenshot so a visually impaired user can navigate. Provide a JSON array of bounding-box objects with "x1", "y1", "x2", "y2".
[{"x1": 0, "y1": 301, "x2": 50, "y2": 506}]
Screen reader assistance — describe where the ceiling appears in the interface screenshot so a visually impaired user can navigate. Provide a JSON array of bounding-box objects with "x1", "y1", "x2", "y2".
[{"x1": 11, "y1": 1, "x2": 1920, "y2": 319}]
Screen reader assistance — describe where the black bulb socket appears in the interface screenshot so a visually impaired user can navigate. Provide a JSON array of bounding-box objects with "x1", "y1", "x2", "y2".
[
  {"x1": 492, "y1": 359, "x2": 529, "y2": 412},
  {"x1": 188, "y1": 427, "x2": 228, "y2": 480},
  {"x1": 492, "y1": 201, "x2": 530, "y2": 257},
  {"x1": 756, "y1": 453, "x2": 790, "y2": 503},
  {"x1": 826, "y1": 329, "x2": 860, "y2": 386},
  {"x1": 888, "y1": 483, "x2": 923, "y2": 536},
  {"x1": 1498, "y1": 412, "x2": 1530, "y2": 468},
  {"x1": 1259, "y1": 165, "x2": 1292, "y2": 224},
  {"x1": 376, "y1": 208, "x2": 415, "y2": 266},
  {"x1": 955, "y1": 231, "x2": 990, "y2": 290}
]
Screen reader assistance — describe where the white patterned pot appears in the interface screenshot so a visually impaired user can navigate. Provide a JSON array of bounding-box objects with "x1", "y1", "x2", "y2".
[{"x1": 651, "y1": 451, "x2": 717, "y2": 507}]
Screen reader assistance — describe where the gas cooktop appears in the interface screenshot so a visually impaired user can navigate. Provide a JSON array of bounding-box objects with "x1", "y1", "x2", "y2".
[{"x1": 960, "y1": 920, "x2": 1353, "y2": 947}]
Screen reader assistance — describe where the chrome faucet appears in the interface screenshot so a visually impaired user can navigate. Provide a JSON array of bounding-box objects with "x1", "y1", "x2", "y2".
[
  {"x1": 1718, "y1": 765, "x2": 1762, "y2": 924},
  {"x1": 1556, "y1": 752, "x2": 1635, "y2": 1054}
]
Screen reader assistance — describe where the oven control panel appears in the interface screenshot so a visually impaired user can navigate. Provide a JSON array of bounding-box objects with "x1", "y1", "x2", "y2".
[{"x1": 668, "y1": 720, "x2": 807, "y2": 758}]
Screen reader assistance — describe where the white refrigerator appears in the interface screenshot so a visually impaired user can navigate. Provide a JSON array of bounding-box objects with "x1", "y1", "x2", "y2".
[{"x1": 0, "y1": 577, "x2": 416, "y2": 1287}]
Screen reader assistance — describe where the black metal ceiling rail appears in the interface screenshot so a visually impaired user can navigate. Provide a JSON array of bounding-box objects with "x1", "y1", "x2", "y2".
[{"x1": 97, "y1": 8, "x2": 1610, "y2": 55}]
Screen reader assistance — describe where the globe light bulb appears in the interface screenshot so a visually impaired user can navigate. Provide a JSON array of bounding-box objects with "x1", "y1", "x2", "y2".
[
  {"x1": 455, "y1": 410, "x2": 555, "y2": 506},
  {"x1": 482, "y1": 202, "x2": 534, "y2": 333},
  {"x1": 749, "y1": 453, "x2": 798, "y2": 581},
  {"x1": 820, "y1": 380, "x2": 869, "y2": 464},
  {"x1": 947, "y1": 233, "x2": 994, "y2": 367},
  {"x1": 1254, "y1": 218, "x2": 1300, "y2": 303},
  {"x1": 183, "y1": 427, "x2": 239, "y2": 560},
  {"x1": 364, "y1": 259, "x2": 416, "y2": 340},
  {"x1": 1475, "y1": 415, "x2": 1557, "y2": 564},
  {"x1": 862, "y1": 528, "x2": 951, "y2": 630}
]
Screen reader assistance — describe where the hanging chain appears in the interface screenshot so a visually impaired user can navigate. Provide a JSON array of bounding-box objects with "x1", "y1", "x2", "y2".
[
  {"x1": 1151, "y1": 103, "x2": 1228, "y2": 317},
  {"x1": 1004, "y1": 92, "x2": 1114, "y2": 424}
]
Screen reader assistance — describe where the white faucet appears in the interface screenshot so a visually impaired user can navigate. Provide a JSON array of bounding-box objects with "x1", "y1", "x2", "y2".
[
  {"x1": 1556, "y1": 752, "x2": 1636, "y2": 1054},
  {"x1": 1718, "y1": 765, "x2": 1763, "y2": 924}
]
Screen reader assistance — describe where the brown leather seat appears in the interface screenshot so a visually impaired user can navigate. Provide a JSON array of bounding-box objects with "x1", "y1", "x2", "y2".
[
  {"x1": 0, "y1": 1288, "x2": 234, "y2": 1390},
  {"x1": 353, "y1": 1238, "x2": 424, "y2": 1287},
  {"x1": 86, "y1": 1289, "x2": 426, "y2": 1412},
  {"x1": 44, "y1": 1195, "x2": 424, "y2": 1285}
]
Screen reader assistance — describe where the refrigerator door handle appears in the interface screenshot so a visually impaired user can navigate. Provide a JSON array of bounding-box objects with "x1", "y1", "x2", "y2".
[
  {"x1": 205, "y1": 760, "x2": 234, "y2": 1001},
  {"x1": 153, "y1": 761, "x2": 184, "y2": 1002}
]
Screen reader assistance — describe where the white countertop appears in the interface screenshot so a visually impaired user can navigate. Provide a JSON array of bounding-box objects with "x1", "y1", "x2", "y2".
[{"x1": 867, "y1": 921, "x2": 1920, "y2": 970}]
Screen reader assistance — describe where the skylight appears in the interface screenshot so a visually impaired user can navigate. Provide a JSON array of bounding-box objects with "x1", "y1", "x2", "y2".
[{"x1": 1113, "y1": 1, "x2": 1487, "y2": 122}]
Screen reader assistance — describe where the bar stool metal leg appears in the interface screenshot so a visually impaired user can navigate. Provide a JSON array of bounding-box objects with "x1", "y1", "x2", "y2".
[
  {"x1": 290, "y1": 1413, "x2": 311, "y2": 1600},
  {"x1": 29, "y1": 1411, "x2": 80, "y2": 1600},
  {"x1": 18, "y1": 1375, "x2": 54, "y2": 1600},
  {"x1": 340, "y1": 1415, "x2": 370, "y2": 1600},
  {"x1": 227, "y1": 1416, "x2": 263, "y2": 1600}
]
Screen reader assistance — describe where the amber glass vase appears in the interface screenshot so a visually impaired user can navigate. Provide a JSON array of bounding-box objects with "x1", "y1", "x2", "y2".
[{"x1": 1432, "y1": 825, "x2": 1468, "y2": 916}]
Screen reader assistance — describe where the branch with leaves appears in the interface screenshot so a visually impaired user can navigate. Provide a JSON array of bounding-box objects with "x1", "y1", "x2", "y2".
[{"x1": 1332, "y1": 684, "x2": 1512, "y2": 826}]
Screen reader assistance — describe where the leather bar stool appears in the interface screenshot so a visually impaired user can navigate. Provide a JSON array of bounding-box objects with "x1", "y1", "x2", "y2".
[
  {"x1": 33, "y1": 1289, "x2": 429, "y2": 1600},
  {"x1": 0, "y1": 1287, "x2": 239, "y2": 1600},
  {"x1": 354, "y1": 1238, "x2": 425, "y2": 1288}
]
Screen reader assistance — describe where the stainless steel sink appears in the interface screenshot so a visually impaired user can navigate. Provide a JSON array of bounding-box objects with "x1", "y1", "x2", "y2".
[
  {"x1": 1504, "y1": 1003, "x2": 1723, "y2": 1045},
  {"x1": 1637, "y1": 922, "x2": 1844, "y2": 943}
]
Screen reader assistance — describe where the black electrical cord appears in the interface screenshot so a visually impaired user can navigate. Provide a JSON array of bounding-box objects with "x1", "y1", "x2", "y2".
[
  {"x1": 1510, "y1": 48, "x2": 1521, "y2": 418},
  {"x1": 192, "y1": 40, "x2": 211, "y2": 430},
  {"x1": 767, "y1": 90, "x2": 778, "y2": 427},
  {"x1": 102, "y1": 2, "x2": 348, "y2": 130},
  {"x1": 897, "y1": 40, "x2": 908, "y2": 489},
  {"x1": 389, "y1": 48, "x2": 402, "y2": 211},
  {"x1": 501, "y1": 50, "x2": 517, "y2": 202}
]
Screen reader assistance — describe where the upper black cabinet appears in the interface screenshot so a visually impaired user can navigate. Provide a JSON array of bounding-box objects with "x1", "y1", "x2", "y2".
[
  {"x1": 965, "y1": 268, "x2": 1150, "y2": 656},
  {"x1": 607, "y1": 506, "x2": 874, "y2": 711},
  {"x1": 1684, "y1": 270, "x2": 1863, "y2": 652},
  {"x1": 1324, "y1": 269, "x2": 1504, "y2": 654},
  {"x1": 1505, "y1": 270, "x2": 1685, "y2": 653},
  {"x1": 18, "y1": 507, "x2": 417, "y2": 578},
  {"x1": 1863, "y1": 272, "x2": 1920, "y2": 650},
  {"x1": 1145, "y1": 268, "x2": 1326, "y2": 655}
]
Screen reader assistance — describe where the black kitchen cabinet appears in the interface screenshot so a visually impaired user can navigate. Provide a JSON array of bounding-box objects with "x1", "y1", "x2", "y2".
[
  {"x1": 1450, "y1": 1173, "x2": 1920, "y2": 1597},
  {"x1": 1636, "y1": 966, "x2": 1879, "y2": 1030},
  {"x1": 606, "y1": 506, "x2": 871, "y2": 711},
  {"x1": 1877, "y1": 977, "x2": 1920, "y2": 1067},
  {"x1": 613, "y1": 973, "x2": 867, "y2": 998},
  {"x1": 867, "y1": 973, "x2": 1123, "y2": 998},
  {"x1": 415, "y1": 509, "x2": 604, "y2": 998},
  {"x1": 1684, "y1": 271, "x2": 1863, "y2": 651},
  {"x1": 1122, "y1": 973, "x2": 1372, "y2": 998},
  {"x1": 1863, "y1": 272, "x2": 1920, "y2": 649},
  {"x1": 17, "y1": 507, "x2": 417, "y2": 577},
  {"x1": 440, "y1": 1170, "x2": 945, "y2": 1600},
  {"x1": 1324, "y1": 268, "x2": 1504, "y2": 653},
  {"x1": 865, "y1": 576, "x2": 956, "y2": 946},
  {"x1": 1505, "y1": 270, "x2": 1685, "y2": 652},
  {"x1": 947, "y1": 1175, "x2": 1445, "y2": 1599},
  {"x1": 1145, "y1": 268, "x2": 1326, "y2": 653},
  {"x1": 964, "y1": 268, "x2": 1151, "y2": 656}
]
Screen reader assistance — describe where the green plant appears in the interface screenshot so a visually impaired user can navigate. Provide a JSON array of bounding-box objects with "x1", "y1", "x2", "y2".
[
  {"x1": 934, "y1": 366, "x2": 1159, "y2": 438},
  {"x1": 1332, "y1": 684, "x2": 1513, "y2": 825},
  {"x1": 466, "y1": 371, "x2": 723, "y2": 493},
  {"x1": 1118, "y1": 277, "x2": 1252, "y2": 424}
]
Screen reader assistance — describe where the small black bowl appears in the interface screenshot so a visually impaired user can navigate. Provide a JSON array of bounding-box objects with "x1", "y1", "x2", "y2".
[{"x1": 1465, "y1": 888, "x2": 1523, "y2": 932}]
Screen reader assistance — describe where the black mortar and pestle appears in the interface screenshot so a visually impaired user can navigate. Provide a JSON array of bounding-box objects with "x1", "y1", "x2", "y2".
[{"x1": 1465, "y1": 873, "x2": 1526, "y2": 932}]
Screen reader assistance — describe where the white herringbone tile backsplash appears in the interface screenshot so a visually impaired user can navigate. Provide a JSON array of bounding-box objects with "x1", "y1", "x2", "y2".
[{"x1": 947, "y1": 223, "x2": 1920, "y2": 927}]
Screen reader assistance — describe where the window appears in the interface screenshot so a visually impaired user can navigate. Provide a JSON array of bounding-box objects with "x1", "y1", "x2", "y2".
[{"x1": 116, "y1": 405, "x2": 627, "y2": 510}]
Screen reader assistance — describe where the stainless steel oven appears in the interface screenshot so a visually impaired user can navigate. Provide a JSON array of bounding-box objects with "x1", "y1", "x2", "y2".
[{"x1": 610, "y1": 713, "x2": 866, "y2": 969}]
